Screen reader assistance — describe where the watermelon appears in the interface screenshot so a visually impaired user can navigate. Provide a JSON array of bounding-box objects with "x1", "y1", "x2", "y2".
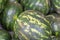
[
  {"x1": 2, "y1": 2, "x2": 22, "y2": 31},
  {"x1": 13, "y1": 10, "x2": 52, "y2": 40},
  {"x1": 52, "y1": 0, "x2": 60, "y2": 14},
  {"x1": 46, "y1": 13, "x2": 60, "y2": 37},
  {"x1": 0, "y1": 29, "x2": 11, "y2": 40},
  {"x1": 21, "y1": 0, "x2": 50, "y2": 14},
  {"x1": 49, "y1": 0, "x2": 56, "y2": 13},
  {"x1": 46, "y1": 13, "x2": 56, "y2": 24},
  {"x1": 0, "y1": 0, "x2": 7, "y2": 13},
  {"x1": 7, "y1": 0, "x2": 18, "y2": 3},
  {"x1": 51, "y1": 36, "x2": 60, "y2": 40},
  {"x1": 51, "y1": 14, "x2": 60, "y2": 37}
]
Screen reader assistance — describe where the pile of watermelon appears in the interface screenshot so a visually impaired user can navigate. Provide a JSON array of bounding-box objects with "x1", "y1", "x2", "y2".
[{"x1": 0, "y1": 0, "x2": 60, "y2": 40}]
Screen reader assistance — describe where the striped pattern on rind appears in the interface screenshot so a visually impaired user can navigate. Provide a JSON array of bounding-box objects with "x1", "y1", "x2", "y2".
[
  {"x1": 0, "y1": 30, "x2": 11, "y2": 40},
  {"x1": 46, "y1": 13, "x2": 60, "y2": 37},
  {"x1": 21, "y1": 0, "x2": 50, "y2": 14},
  {"x1": 2, "y1": 2, "x2": 22, "y2": 30},
  {"x1": 52, "y1": 0, "x2": 60, "y2": 14},
  {"x1": 14, "y1": 10, "x2": 52, "y2": 40},
  {"x1": 0, "y1": 0, "x2": 6, "y2": 12}
]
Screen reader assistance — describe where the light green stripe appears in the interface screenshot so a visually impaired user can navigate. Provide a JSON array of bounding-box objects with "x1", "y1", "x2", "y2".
[
  {"x1": 17, "y1": 15, "x2": 48, "y2": 28},
  {"x1": 31, "y1": 28, "x2": 48, "y2": 38},
  {"x1": 19, "y1": 31, "x2": 29, "y2": 40},
  {"x1": 55, "y1": 5, "x2": 60, "y2": 8},
  {"x1": 36, "y1": 14, "x2": 50, "y2": 24},
  {"x1": 30, "y1": 3, "x2": 34, "y2": 8}
]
